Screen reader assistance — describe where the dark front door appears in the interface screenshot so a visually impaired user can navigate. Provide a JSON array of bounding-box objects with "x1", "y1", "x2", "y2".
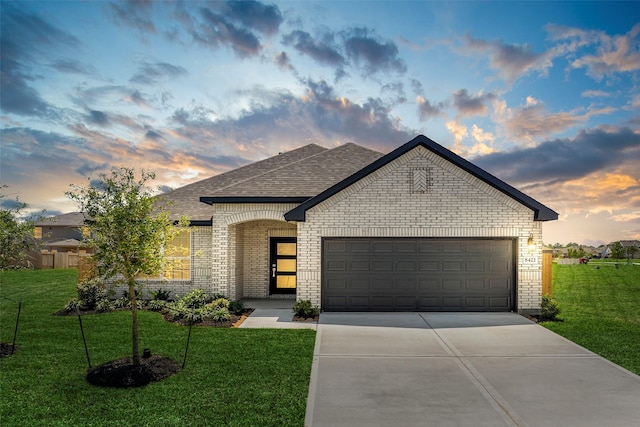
[{"x1": 270, "y1": 237, "x2": 297, "y2": 294}]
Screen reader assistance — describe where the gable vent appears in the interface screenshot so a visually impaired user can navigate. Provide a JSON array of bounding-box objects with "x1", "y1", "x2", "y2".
[{"x1": 410, "y1": 167, "x2": 431, "y2": 194}]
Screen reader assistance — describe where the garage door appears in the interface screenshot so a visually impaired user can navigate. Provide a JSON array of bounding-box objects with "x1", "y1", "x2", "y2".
[{"x1": 322, "y1": 238, "x2": 514, "y2": 312}]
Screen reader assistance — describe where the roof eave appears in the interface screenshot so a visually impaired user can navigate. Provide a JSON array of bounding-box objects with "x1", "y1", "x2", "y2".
[{"x1": 200, "y1": 196, "x2": 311, "y2": 205}]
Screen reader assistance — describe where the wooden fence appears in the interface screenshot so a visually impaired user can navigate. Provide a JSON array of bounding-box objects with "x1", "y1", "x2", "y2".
[{"x1": 40, "y1": 251, "x2": 95, "y2": 282}]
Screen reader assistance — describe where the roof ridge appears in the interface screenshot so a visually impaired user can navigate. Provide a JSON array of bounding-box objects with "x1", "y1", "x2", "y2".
[{"x1": 164, "y1": 143, "x2": 328, "y2": 196}]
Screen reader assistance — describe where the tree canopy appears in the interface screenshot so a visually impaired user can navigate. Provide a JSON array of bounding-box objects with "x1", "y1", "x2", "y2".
[
  {"x1": 0, "y1": 187, "x2": 41, "y2": 270},
  {"x1": 67, "y1": 168, "x2": 188, "y2": 364}
]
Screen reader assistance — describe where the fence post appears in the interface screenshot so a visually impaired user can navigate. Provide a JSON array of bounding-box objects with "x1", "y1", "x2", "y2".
[{"x1": 542, "y1": 249, "x2": 553, "y2": 296}]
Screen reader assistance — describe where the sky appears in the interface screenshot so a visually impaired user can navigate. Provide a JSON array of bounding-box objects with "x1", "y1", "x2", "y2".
[{"x1": 1, "y1": 1, "x2": 639, "y2": 247}]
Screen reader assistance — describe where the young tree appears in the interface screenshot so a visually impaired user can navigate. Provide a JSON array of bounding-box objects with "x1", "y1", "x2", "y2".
[
  {"x1": 609, "y1": 241, "x2": 625, "y2": 260},
  {"x1": 67, "y1": 168, "x2": 187, "y2": 365},
  {"x1": 0, "y1": 188, "x2": 41, "y2": 269}
]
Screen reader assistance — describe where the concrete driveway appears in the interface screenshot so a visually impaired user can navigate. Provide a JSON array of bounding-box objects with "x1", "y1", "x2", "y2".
[{"x1": 305, "y1": 313, "x2": 640, "y2": 427}]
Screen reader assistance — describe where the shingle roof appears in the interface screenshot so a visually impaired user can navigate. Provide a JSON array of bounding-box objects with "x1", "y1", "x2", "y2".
[
  {"x1": 159, "y1": 143, "x2": 383, "y2": 222},
  {"x1": 35, "y1": 212, "x2": 86, "y2": 227},
  {"x1": 285, "y1": 135, "x2": 559, "y2": 222}
]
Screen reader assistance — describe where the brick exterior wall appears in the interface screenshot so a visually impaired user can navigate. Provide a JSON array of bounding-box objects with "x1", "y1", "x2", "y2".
[
  {"x1": 295, "y1": 146, "x2": 543, "y2": 312},
  {"x1": 129, "y1": 225, "x2": 213, "y2": 299},
  {"x1": 210, "y1": 204, "x2": 299, "y2": 299}
]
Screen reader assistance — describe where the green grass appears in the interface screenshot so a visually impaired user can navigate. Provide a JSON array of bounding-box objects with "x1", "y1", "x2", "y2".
[
  {"x1": 542, "y1": 263, "x2": 640, "y2": 375},
  {"x1": 0, "y1": 269, "x2": 316, "y2": 427}
]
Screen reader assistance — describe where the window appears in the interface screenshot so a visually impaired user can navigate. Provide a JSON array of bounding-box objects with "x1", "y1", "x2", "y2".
[
  {"x1": 139, "y1": 229, "x2": 191, "y2": 280},
  {"x1": 34, "y1": 227, "x2": 42, "y2": 239},
  {"x1": 163, "y1": 229, "x2": 191, "y2": 280}
]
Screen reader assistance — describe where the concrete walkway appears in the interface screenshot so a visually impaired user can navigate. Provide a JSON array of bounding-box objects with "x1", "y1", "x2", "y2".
[
  {"x1": 238, "y1": 298, "x2": 317, "y2": 329},
  {"x1": 305, "y1": 312, "x2": 640, "y2": 427}
]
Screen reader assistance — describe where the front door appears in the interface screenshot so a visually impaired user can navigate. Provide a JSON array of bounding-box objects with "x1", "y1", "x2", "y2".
[{"x1": 270, "y1": 237, "x2": 297, "y2": 294}]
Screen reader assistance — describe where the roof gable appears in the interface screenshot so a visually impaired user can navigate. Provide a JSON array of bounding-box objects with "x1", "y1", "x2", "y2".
[{"x1": 284, "y1": 135, "x2": 558, "y2": 222}]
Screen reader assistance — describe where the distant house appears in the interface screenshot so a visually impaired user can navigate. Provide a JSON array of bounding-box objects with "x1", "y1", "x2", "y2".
[
  {"x1": 142, "y1": 135, "x2": 557, "y2": 314},
  {"x1": 34, "y1": 212, "x2": 91, "y2": 268}
]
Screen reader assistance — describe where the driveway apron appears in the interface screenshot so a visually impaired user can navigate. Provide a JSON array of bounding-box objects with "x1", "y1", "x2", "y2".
[{"x1": 305, "y1": 313, "x2": 640, "y2": 427}]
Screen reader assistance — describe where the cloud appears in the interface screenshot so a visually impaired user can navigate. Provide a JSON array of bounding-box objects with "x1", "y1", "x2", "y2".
[
  {"x1": 282, "y1": 27, "x2": 406, "y2": 78},
  {"x1": 48, "y1": 59, "x2": 96, "y2": 76},
  {"x1": 494, "y1": 98, "x2": 615, "y2": 144},
  {"x1": 464, "y1": 34, "x2": 552, "y2": 82},
  {"x1": 282, "y1": 30, "x2": 345, "y2": 67},
  {"x1": 342, "y1": 27, "x2": 406, "y2": 74},
  {"x1": 453, "y1": 89, "x2": 495, "y2": 116},
  {"x1": 108, "y1": 0, "x2": 156, "y2": 34},
  {"x1": 582, "y1": 90, "x2": 611, "y2": 98},
  {"x1": 0, "y1": 3, "x2": 78, "y2": 118},
  {"x1": 129, "y1": 61, "x2": 188, "y2": 85},
  {"x1": 547, "y1": 23, "x2": 640, "y2": 80},
  {"x1": 184, "y1": 1, "x2": 283, "y2": 58},
  {"x1": 275, "y1": 51, "x2": 293, "y2": 70},
  {"x1": 417, "y1": 96, "x2": 444, "y2": 121},
  {"x1": 166, "y1": 79, "x2": 412, "y2": 155},
  {"x1": 86, "y1": 110, "x2": 110, "y2": 126},
  {"x1": 474, "y1": 127, "x2": 640, "y2": 185},
  {"x1": 223, "y1": 0, "x2": 283, "y2": 36}
]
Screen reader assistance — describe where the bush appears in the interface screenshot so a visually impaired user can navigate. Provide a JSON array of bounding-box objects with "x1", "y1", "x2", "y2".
[
  {"x1": 540, "y1": 294, "x2": 561, "y2": 321},
  {"x1": 151, "y1": 288, "x2": 172, "y2": 301},
  {"x1": 228, "y1": 300, "x2": 245, "y2": 315},
  {"x1": 147, "y1": 299, "x2": 166, "y2": 311},
  {"x1": 181, "y1": 289, "x2": 208, "y2": 309},
  {"x1": 95, "y1": 299, "x2": 113, "y2": 313},
  {"x1": 76, "y1": 278, "x2": 108, "y2": 310},
  {"x1": 293, "y1": 299, "x2": 319, "y2": 319},
  {"x1": 210, "y1": 297, "x2": 230, "y2": 310},
  {"x1": 63, "y1": 298, "x2": 82, "y2": 313}
]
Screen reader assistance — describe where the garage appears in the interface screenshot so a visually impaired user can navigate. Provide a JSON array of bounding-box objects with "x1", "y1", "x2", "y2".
[{"x1": 323, "y1": 238, "x2": 515, "y2": 312}]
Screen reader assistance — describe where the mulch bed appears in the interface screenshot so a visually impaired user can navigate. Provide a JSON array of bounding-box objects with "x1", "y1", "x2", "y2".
[
  {"x1": 293, "y1": 315, "x2": 319, "y2": 322},
  {"x1": 86, "y1": 354, "x2": 180, "y2": 387}
]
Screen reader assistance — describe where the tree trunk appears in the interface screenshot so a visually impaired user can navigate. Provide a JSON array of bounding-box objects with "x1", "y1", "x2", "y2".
[{"x1": 128, "y1": 276, "x2": 140, "y2": 366}]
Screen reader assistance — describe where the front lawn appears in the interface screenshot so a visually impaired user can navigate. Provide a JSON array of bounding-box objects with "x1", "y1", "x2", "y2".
[
  {"x1": 0, "y1": 269, "x2": 316, "y2": 427},
  {"x1": 542, "y1": 263, "x2": 640, "y2": 376}
]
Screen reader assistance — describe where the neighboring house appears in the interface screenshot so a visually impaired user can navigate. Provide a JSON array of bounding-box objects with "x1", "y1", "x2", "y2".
[
  {"x1": 35, "y1": 212, "x2": 87, "y2": 245},
  {"x1": 144, "y1": 135, "x2": 557, "y2": 314},
  {"x1": 619, "y1": 240, "x2": 640, "y2": 259},
  {"x1": 34, "y1": 212, "x2": 91, "y2": 268}
]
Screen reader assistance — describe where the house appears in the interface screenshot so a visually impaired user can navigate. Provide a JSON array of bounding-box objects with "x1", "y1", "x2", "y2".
[
  {"x1": 33, "y1": 212, "x2": 91, "y2": 268},
  {"x1": 34, "y1": 212, "x2": 87, "y2": 245},
  {"x1": 148, "y1": 135, "x2": 557, "y2": 314}
]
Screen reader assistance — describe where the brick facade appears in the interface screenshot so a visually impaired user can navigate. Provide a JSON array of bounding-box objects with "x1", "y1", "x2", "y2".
[
  {"x1": 295, "y1": 146, "x2": 542, "y2": 312},
  {"x1": 146, "y1": 145, "x2": 543, "y2": 312}
]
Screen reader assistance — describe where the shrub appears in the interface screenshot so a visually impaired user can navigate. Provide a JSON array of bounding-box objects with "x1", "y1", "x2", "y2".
[
  {"x1": 540, "y1": 294, "x2": 561, "y2": 321},
  {"x1": 151, "y1": 288, "x2": 172, "y2": 301},
  {"x1": 95, "y1": 299, "x2": 113, "y2": 313},
  {"x1": 181, "y1": 289, "x2": 208, "y2": 309},
  {"x1": 206, "y1": 307, "x2": 231, "y2": 322},
  {"x1": 293, "y1": 299, "x2": 319, "y2": 319},
  {"x1": 113, "y1": 296, "x2": 143, "y2": 310},
  {"x1": 228, "y1": 300, "x2": 245, "y2": 315},
  {"x1": 76, "y1": 278, "x2": 108, "y2": 310},
  {"x1": 63, "y1": 298, "x2": 82, "y2": 313},
  {"x1": 210, "y1": 297, "x2": 230, "y2": 310},
  {"x1": 147, "y1": 299, "x2": 166, "y2": 311}
]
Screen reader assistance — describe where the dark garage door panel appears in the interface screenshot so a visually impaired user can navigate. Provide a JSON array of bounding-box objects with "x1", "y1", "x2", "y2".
[{"x1": 323, "y1": 238, "x2": 514, "y2": 312}]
